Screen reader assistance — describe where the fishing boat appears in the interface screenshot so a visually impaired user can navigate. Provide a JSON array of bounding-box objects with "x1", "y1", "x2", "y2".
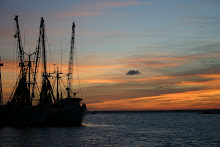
[
  {"x1": 45, "y1": 21, "x2": 86, "y2": 126},
  {"x1": 0, "y1": 15, "x2": 86, "y2": 127}
]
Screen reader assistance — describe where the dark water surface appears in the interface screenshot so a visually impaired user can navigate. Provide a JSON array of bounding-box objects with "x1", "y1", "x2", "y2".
[{"x1": 0, "y1": 112, "x2": 219, "y2": 146}]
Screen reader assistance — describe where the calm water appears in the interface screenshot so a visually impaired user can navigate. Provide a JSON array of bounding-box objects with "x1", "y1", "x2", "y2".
[{"x1": 0, "y1": 112, "x2": 219, "y2": 147}]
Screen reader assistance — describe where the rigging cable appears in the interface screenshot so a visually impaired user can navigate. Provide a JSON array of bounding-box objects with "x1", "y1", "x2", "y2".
[
  {"x1": 13, "y1": 24, "x2": 15, "y2": 88},
  {"x1": 60, "y1": 78, "x2": 67, "y2": 89},
  {"x1": 23, "y1": 31, "x2": 25, "y2": 51},
  {"x1": 75, "y1": 45, "x2": 83, "y2": 98},
  {"x1": 57, "y1": 39, "x2": 71, "y2": 68},
  {"x1": 45, "y1": 29, "x2": 54, "y2": 71}
]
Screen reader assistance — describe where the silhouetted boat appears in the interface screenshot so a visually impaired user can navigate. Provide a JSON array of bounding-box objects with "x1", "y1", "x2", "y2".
[
  {"x1": 0, "y1": 15, "x2": 86, "y2": 127},
  {"x1": 44, "y1": 20, "x2": 86, "y2": 126}
]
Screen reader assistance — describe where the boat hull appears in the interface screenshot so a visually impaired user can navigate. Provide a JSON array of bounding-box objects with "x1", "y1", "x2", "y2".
[
  {"x1": 0, "y1": 105, "x2": 49, "y2": 127},
  {"x1": 46, "y1": 101, "x2": 87, "y2": 126},
  {"x1": 46, "y1": 108, "x2": 86, "y2": 126}
]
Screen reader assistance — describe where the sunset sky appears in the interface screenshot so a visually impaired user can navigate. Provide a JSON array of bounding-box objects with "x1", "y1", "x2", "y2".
[{"x1": 1, "y1": 0, "x2": 220, "y2": 110}]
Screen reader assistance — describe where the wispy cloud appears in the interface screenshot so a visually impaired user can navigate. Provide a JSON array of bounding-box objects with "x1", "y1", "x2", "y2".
[
  {"x1": 58, "y1": 11, "x2": 102, "y2": 18},
  {"x1": 87, "y1": 88, "x2": 220, "y2": 111},
  {"x1": 97, "y1": 1, "x2": 150, "y2": 8},
  {"x1": 57, "y1": 1, "x2": 151, "y2": 18}
]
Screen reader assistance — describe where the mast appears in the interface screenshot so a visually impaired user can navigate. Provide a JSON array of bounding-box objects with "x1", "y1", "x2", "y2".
[
  {"x1": 67, "y1": 22, "x2": 75, "y2": 98},
  {"x1": 9, "y1": 15, "x2": 30, "y2": 105},
  {"x1": 27, "y1": 52, "x2": 35, "y2": 104},
  {"x1": 41, "y1": 18, "x2": 47, "y2": 78},
  {"x1": 39, "y1": 17, "x2": 55, "y2": 105},
  {"x1": 57, "y1": 67, "x2": 59, "y2": 101},
  {"x1": 14, "y1": 15, "x2": 25, "y2": 76},
  {"x1": 28, "y1": 54, "x2": 31, "y2": 104},
  {"x1": 0, "y1": 57, "x2": 3, "y2": 106},
  {"x1": 32, "y1": 17, "x2": 43, "y2": 100}
]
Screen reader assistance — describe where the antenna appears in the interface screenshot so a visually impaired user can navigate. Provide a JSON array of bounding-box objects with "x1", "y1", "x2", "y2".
[
  {"x1": 0, "y1": 56, "x2": 3, "y2": 106},
  {"x1": 61, "y1": 35, "x2": 62, "y2": 73},
  {"x1": 24, "y1": 31, "x2": 25, "y2": 50}
]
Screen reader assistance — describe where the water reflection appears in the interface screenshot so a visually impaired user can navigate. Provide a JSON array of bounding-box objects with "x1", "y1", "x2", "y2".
[{"x1": 0, "y1": 112, "x2": 219, "y2": 146}]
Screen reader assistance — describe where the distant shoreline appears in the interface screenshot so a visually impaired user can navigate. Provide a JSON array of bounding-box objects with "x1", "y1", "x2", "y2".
[{"x1": 87, "y1": 109, "x2": 220, "y2": 114}]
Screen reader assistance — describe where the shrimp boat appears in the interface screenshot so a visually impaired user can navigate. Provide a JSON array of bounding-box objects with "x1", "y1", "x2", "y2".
[{"x1": 0, "y1": 15, "x2": 86, "y2": 127}]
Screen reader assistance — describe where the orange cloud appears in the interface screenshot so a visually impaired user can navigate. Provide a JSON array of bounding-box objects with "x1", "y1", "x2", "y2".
[
  {"x1": 87, "y1": 89, "x2": 220, "y2": 111},
  {"x1": 2, "y1": 51, "x2": 220, "y2": 111},
  {"x1": 82, "y1": 69, "x2": 220, "y2": 111}
]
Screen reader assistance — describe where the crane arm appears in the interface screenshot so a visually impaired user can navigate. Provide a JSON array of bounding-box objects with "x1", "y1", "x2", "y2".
[
  {"x1": 14, "y1": 15, "x2": 24, "y2": 68},
  {"x1": 67, "y1": 22, "x2": 75, "y2": 98},
  {"x1": 32, "y1": 17, "x2": 44, "y2": 98},
  {"x1": 41, "y1": 18, "x2": 47, "y2": 78}
]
